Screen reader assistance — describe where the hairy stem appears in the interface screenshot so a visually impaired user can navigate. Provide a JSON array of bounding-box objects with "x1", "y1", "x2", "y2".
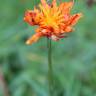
[{"x1": 47, "y1": 38, "x2": 54, "y2": 96}]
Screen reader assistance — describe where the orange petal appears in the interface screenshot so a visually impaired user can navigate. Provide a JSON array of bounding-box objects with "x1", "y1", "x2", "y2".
[
  {"x1": 64, "y1": 26, "x2": 72, "y2": 32},
  {"x1": 51, "y1": 0, "x2": 58, "y2": 13},
  {"x1": 68, "y1": 13, "x2": 83, "y2": 26},
  {"x1": 34, "y1": 7, "x2": 40, "y2": 14},
  {"x1": 24, "y1": 10, "x2": 36, "y2": 25},
  {"x1": 52, "y1": 0, "x2": 57, "y2": 7},
  {"x1": 41, "y1": 0, "x2": 49, "y2": 8},
  {"x1": 26, "y1": 32, "x2": 43, "y2": 45},
  {"x1": 59, "y1": 1, "x2": 74, "y2": 14}
]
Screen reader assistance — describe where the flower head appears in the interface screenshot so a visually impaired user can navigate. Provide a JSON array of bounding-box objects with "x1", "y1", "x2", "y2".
[{"x1": 24, "y1": 0, "x2": 82, "y2": 44}]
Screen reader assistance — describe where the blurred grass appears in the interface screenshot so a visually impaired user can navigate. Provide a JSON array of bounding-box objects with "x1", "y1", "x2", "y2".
[{"x1": 0, "y1": 0, "x2": 96, "y2": 96}]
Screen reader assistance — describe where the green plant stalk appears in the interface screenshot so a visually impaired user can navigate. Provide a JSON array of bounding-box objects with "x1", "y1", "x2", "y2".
[{"x1": 47, "y1": 38, "x2": 54, "y2": 96}]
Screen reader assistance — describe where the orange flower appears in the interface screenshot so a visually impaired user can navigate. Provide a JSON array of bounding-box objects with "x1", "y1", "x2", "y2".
[{"x1": 24, "y1": 0, "x2": 82, "y2": 45}]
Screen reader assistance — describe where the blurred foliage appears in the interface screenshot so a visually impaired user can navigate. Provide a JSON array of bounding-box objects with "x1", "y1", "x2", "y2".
[{"x1": 0, "y1": 0, "x2": 96, "y2": 96}]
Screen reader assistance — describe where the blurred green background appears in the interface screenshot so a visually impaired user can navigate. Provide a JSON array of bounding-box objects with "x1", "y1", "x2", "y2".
[{"x1": 0, "y1": 0, "x2": 96, "y2": 96}]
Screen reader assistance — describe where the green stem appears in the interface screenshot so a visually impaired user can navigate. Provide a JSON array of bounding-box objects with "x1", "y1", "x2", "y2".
[{"x1": 47, "y1": 38, "x2": 53, "y2": 96}]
